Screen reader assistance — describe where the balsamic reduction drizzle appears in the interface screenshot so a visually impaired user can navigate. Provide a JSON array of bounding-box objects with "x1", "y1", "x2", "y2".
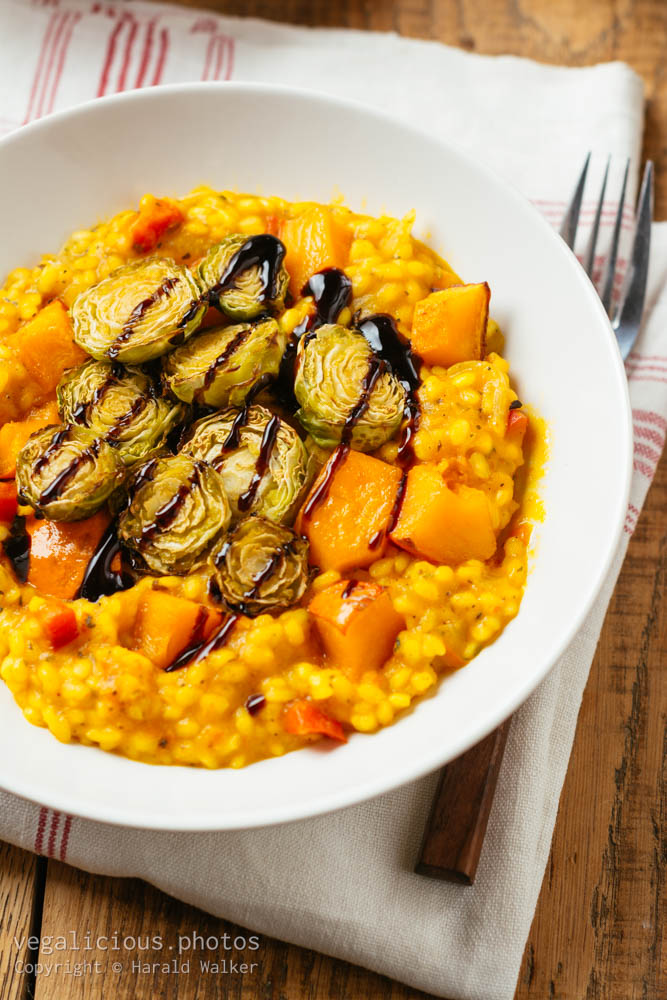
[
  {"x1": 245, "y1": 693, "x2": 266, "y2": 716},
  {"x1": 274, "y1": 267, "x2": 352, "y2": 411},
  {"x1": 75, "y1": 522, "x2": 133, "y2": 601},
  {"x1": 300, "y1": 444, "x2": 350, "y2": 523},
  {"x1": 201, "y1": 327, "x2": 250, "y2": 394},
  {"x1": 300, "y1": 313, "x2": 422, "y2": 522},
  {"x1": 38, "y1": 439, "x2": 101, "y2": 506},
  {"x1": 3, "y1": 515, "x2": 30, "y2": 583},
  {"x1": 341, "y1": 579, "x2": 358, "y2": 600},
  {"x1": 34, "y1": 427, "x2": 69, "y2": 475},
  {"x1": 109, "y1": 276, "x2": 179, "y2": 359},
  {"x1": 237, "y1": 414, "x2": 280, "y2": 513},
  {"x1": 140, "y1": 477, "x2": 195, "y2": 541},
  {"x1": 341, "y1": 357, "x2": 385, "y2": 444},
  {"x1": 106, "y1": 396, "x2": 149, "y2": 443},
  {"x1": 218, "y1": 373, "x2": 273, "y2": 455},
  {"x1": 165, "y1": 613, "x2": 239, "y2": 672},
  {"x1": 357, "y1": 314, "x2": 422, "y2": 467},
  {"x1": 208, "y1": 234, "x2": 286, "y2": 304}
]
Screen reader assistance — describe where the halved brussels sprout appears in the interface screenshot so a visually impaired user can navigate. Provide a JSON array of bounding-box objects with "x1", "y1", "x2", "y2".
[
  {"x1": 71, "y1": 257, "x2": 205, "y2": 363},
  {"x1": 294, "y1": 324, "x2": 406, "y2": 451},
  {"x1": 58, "y1": 359, "x2": 186, "y2": 466},
  {"x1": 163, "y1": 319, "x2": 286, "y2": 408},
  {"x1": 210, "y1": 516, "x2": 309, "y2": 616},
  {"x1": 118, "y1": 454, "x2": 230, "y2": 575},
  {"x1": 180, "y1": 405, "x2": 312, "y2": 524},
  {"x1": 16, "y1": 424, "x2": 124, "y2": 522},
  {"x1": 197, "y1": 234, "x2": 289, "y2": 320}
]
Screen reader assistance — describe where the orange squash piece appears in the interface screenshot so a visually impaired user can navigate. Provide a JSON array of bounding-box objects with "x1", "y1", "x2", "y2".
[
  {"x1": 309, "y1": 579, "x2": 404, "y2": 678},
  {"x1": 0, "y1": 400, "x2": 59, "y2": 478},
  {"x1": 131, "y1": 194, "x2": 184, "y2": 253},
  {"x1": 390, "y1": 464, "x2": 496, "y2": 565},
  {"x1": 25, "y1": 510, "x2": 110, "y2": 600},
  {"x1": 134, "y1": 590, "x2": 221, "y2": 670},
  {"x1": 410, "y1": 283, "x2": 490, "y2": 367},
  {"x1": 283, "y1": 699, "x2": 346, "y2": 742},
  {"x1": 295, "y1": 448, "x2": 403, "y2": 573},
  {"x1": 9, "y1": 301, "x2": 86, "y2": 395},
  {"x1": 280, "y1": 206, "x2": 351, "y2": 298}
]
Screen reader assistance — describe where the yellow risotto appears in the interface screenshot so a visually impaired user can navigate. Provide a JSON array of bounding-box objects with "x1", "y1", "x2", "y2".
[{"x1": 0, "y1": 188, "x2": 543, "y2": 768}]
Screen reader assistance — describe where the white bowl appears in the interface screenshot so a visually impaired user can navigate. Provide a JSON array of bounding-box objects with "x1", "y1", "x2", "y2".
[{"x1": 0, "y1": 83, "x2": 632, "y2": 830}]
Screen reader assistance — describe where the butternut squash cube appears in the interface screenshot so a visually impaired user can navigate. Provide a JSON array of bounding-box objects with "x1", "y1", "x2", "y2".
[
  {"x1": 389, "y1": 464, "x2": 496, "y2": 565},
  {"x1": 26, "y1": 510, "x2": 110, "y2": 600},
  {"x1": 309, "y1": 579, "x2": 403, "y2": 677},
  {"x1": 411, "y1": 283, "x2": 490, "y2": 367},
  {"x1": 280, "y1": 206, "x2": 351, "y2": 298},
  {"x1": 9, "y1": 300, "x2": 87, "y2": 394},
  {"x1": 296, "y1": 448, "x2": 403, "y2": 573},
  {"x1": 0, "y1": 400, "x2": 59, "y2": 478},
  {"x1": 134, "y1": 591, "x2": 220, "y2": 670}
]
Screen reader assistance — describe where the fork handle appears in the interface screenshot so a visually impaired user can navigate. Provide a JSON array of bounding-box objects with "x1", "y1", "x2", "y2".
[{"x1": 415, "y1": 717, "x2": 512, "y2": 884}]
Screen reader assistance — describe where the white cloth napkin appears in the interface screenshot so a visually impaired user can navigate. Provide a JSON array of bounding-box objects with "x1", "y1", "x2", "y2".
[{"x1": 1, "y1": 3, "x2": 666, "y2": 999}]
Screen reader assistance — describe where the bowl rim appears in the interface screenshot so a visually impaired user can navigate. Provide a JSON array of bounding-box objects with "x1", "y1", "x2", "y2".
[{"x1": 0, "y1": 81, "x2": 633, "y2": 830}]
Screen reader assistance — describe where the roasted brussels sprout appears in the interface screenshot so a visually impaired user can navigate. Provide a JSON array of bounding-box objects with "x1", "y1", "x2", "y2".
[
  {"x1": 163, "y1": 319, "x2": 286, "y2": 407},
  {"x1": 197, "y1": 234, "x2": 289, "y2": 320},
  {"x1": 57, "y1": 359, "x2": 185, "y2": 466},
  {"x1": 180, "y1": 405, "x2": 312, "y2": 524},
  {"x1": 71, "y1": 257, "x2": 205, "y2": 363},
  {"x1": 118, "y1": 454, "x2": 230, "y2": 575},
  {"x1": 210, "y1": 516, "x2": 309, "y2": 616},
  {"x1": 294, "y1": 324, "x2": 406, "y2": 451},
  {"x1": 16, "y1": 424, "x2": 124, "y2": 522}
]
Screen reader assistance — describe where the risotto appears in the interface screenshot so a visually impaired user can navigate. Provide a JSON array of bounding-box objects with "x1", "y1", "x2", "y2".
[{"x1": 0, "y1": 189, "x2": 543, "y2": 768}]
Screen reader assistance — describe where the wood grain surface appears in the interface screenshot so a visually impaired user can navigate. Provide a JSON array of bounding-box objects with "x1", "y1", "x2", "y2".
[{"x1": 0, "y1": 2, "x2": 665, "y2": 999}]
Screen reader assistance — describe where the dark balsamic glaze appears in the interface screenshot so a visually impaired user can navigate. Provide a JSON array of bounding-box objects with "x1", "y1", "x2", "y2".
[
  {"x1": 75, "y1": 522, "x2": 133, "y2": 601},
  {"x1": 38, "y1": 439, "x2": 101, "y2": 506},
  {"x1": 208, "y1": 234, "x2": 286, "y2": 303},
  {"x1": 33, "y1": 427, "x2": 70, "y2": 475},
  {"x1": 245, "y1": 693, "x2": 266, "y2": 716},
  {"x1": 201, "y1": 327, "x2": 250, "y2": 393},
  {"x1": 237, "y1": 539, "x2": 296, "y2": 611},
  {"x1": 274, "y1": 267, "x2": 352, "y2": 411},
  {"x1": 109, "y1": 276, "x2": 179, "y2": 359},
  {"x1": 341, "y1": 357, "x2": 385, "y2": 443},
  {"x1": 341, "y1": 579, "x2": 358, "y2": 600},
  {"x1": 165, "y1": 613, "x2": 239, "y2": 672},
  {"x1": 386, "y1": 471, "x2": 408, "y2": 535},
  {"x1": 106, "y1": 396, "x2": 149, "y2": 443},
  {"x1": 509, "y1": 399, "x2": 523, "y2": 410},
  {"x1": 3, "y1": 515, "x2": 30, "y2": 583},
  {"x1": 357, "y1": 314, "x2": 422, "y2": 467},
  {"x1": 237, "y1": 414, "x2": 280, "y2": 513},
  {"x1": 300, "y1": 444, "x2": 350, "y2": 523},
  {"x1": 299, "y1": 268, "x2": 353, "y2": 332},
  {"x1": 140, "y1": 477, "x2": 194, "y2": 541},
  {"x1": 218, "y1": 374, "x2": 273, "y2": 456},
  {"x1": 72, "y1": 371, "x2": 119, "y2": 424}
]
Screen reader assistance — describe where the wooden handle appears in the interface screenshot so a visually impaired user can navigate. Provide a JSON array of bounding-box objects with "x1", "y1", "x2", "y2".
[{"x1": 415, "y1": 717, "x2": 512, "y2": 884}]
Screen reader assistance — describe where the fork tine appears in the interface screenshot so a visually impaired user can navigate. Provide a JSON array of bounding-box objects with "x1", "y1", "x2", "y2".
[
  {"x1": 583, "y1": 156, "x2": 610, "y2": 277},
  {"x1": 559, "y1": 152, "x2": 590, "y2": 249},
  {"x1": 613, "y1": 161, "x2": 654, "y2": 359},
  {"x1": 599, "y1": 159, "x2": 630, "y2": 314}
]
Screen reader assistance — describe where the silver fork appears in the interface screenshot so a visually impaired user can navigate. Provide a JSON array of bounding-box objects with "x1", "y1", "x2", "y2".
[{"x1": 559, "y1": 153, "x2": 654, "y2": 358}]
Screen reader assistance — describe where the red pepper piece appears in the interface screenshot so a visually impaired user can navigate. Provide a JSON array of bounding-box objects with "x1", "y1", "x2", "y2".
[{"x1": 283, "y1": 699, "x2": 347, "y2": 743}]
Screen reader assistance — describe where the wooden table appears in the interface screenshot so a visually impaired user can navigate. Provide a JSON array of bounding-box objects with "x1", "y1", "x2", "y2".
[{"x1": 1, "y1": 2, "x2": 665, "y2": 998}]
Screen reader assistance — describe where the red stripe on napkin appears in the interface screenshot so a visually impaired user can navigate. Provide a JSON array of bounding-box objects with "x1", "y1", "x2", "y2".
[
  {"x1": 151, "y1": 27, "x2": 169, "y2": 86},
  {"x1": 116, "y1": 11, "x2": 139, "y2": 93},
  {"x1": 134, "y1": 17, "x2": 157, "y2": 89},
  {"x1": 34, "y1": 806, "x2": 48, "y2": 854},
  {"x1": 59, "y1": 815, "x2": 73, "y2": 861},
  {"x1": 23, "y1": 8, "x2": 59, "y2": 123}
]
